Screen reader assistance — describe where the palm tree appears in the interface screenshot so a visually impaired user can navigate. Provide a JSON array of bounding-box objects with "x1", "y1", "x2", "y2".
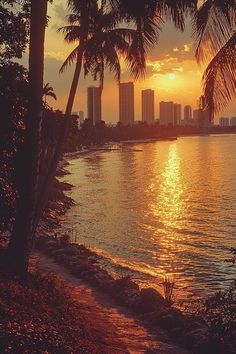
[
  {"x1": 43, "y1": 83, "x2": 57, "y2": 104},
  {"x1": 6, "y1": 0, "x2": 48, "y2": 277},
  {"x1": 60, "y1": 0, "x2": 158, "y2": 113},
  {"x1": 194, "y1": 0, "x2": 236, "y2": 117}
]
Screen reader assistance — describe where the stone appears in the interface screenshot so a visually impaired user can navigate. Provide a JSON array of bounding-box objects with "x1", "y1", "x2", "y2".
[
  {"x1": 113, "y1": 277, "x2": 139, "y2": 292},
  {"x1": 137, "y1": 287, "x2": 165, "y2": 313}
]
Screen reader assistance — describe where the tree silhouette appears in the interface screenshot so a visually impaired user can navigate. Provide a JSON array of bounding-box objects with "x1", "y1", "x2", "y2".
[
  {"x1": 6, "y1": 0, "x2": 48, "y2": 277},
  {"x1": 43, "y1": 83, "x2": 57, "y2": 103},
  {"x1": 194, "y1": 0, "x2": 236, "y2": 117}
]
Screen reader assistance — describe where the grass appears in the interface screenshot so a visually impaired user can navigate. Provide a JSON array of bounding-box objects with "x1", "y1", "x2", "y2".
[{"x1": 162, "y1": 276, "x2": 175, "y2": 305}]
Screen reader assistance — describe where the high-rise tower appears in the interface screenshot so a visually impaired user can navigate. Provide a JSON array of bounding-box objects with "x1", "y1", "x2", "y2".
[
  {"x1": 159, "y1": 101, "x2": 174, "y2": 125},
  {"x1": 87, "y1": 86, "x2": 102, "y2": 125},
  {"x1": 142, "y1": 89, "x2": 155, "y2": 124},
  {"x1": 184, "y1": 105, "x2": 192, "y2": 121},
  {"x1": 119, "y1": 82, "x2": 134, "y2": 125}
]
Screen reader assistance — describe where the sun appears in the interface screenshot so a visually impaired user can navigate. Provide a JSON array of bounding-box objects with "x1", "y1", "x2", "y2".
[{"x1": 168, "y1": 73, "x2": 176, "y2": 80}]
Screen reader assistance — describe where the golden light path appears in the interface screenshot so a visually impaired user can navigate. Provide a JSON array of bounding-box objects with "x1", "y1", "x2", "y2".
[
  {"x1": 149, "y1": 144, "x2": 184, "y2": 230},
  {"x1": 159, "y1": 144, "x2": 184, "y2": 229},
  {"x1": 147, "y1": 144, "x2": 187, "y2": 283}
]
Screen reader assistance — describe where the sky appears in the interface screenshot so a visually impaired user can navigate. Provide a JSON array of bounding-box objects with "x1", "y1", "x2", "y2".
[{"x1": 35, "y1": 1, "x2": 235, "y2": 123}]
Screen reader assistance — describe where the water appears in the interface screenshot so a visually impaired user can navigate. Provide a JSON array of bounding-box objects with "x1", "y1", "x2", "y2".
[{"x1": 60, "y1": 135, "x2": 236, "y2": 303}]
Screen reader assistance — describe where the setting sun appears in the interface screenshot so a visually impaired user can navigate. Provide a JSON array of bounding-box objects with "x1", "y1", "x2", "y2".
[{"x1": 168, "y1": 73, "x2": 176, "y2": 80}]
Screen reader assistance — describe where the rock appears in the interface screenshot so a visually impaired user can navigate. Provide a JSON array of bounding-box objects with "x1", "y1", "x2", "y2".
[
  {"x1": 118, "y1": 287, "x2": 141, "y2": 307},
  {"x1": 157, "y1": 310, "x2": 184, "y2": 331},
  {"x1": 136, "y1": 287, "x2": 165, "y2": 313},
  {"x1": 113, "y1": 277, "x2": 139, "y2": 292},
  {"x1": 84, "y1": 268, "x2": 115, "y2": 290}
]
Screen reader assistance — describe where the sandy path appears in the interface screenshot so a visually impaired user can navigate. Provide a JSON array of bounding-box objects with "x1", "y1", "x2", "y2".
[{"x1": 31, "y1": 251, "x2": 190, "y2": 354}]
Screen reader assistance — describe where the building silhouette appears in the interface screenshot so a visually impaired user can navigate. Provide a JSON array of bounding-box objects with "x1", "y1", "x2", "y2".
[
  {"x1": 87, "y1": 86, "x2": 102, "y2": 126},
  {"x1": 184, "y1": 105, "x2": 192, "y2": 121},
  {"x1": 142, "y1": 89, "x2": 155, "y2": 124},
  {"x1": 119, "y1": 82, "x2": 134, "y2": 125},
  {"x1": 174, "y1": 103, "x2": 181, "y2": 126},
  {"x1": 231, "y1": 117, "x2": 236, "y2": 126},
  {"x1": 159, "y1": 101, "x2": 174, "y2": 125},
  {"x1": 219, "y1": 117, "x2": 230, "y2": 126}
]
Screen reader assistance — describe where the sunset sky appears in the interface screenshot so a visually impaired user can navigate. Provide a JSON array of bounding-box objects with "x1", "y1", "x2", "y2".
[{"x1": 26, "y1": 1, "x2": 235, "y2": 123}]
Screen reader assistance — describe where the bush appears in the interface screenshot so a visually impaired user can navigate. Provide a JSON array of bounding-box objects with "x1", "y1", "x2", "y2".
[{"x1": 201, "y1": 282, "x2": 236, "y2": 353}]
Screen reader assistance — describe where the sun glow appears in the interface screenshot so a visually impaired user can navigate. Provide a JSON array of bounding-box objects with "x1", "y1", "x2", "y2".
[{"x1": 168, "y1": 73, "x2": 176, "y2": 80}]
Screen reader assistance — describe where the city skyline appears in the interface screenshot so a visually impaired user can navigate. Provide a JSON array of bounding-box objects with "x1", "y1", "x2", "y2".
[{"x1": 82, "y1": 82, "x2": 214, "y2": 126}]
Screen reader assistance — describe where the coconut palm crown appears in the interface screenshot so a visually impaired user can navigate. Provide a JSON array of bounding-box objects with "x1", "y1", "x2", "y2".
[
  {"x1": 43, "y1": 83, "x2": 57, "y2": 102},
  {"x1": 59, "y1": 0, "x2": 160, "y2": 93},
  {"x1": 194, "y1": 0, "x2": 236, "y2": 117}
]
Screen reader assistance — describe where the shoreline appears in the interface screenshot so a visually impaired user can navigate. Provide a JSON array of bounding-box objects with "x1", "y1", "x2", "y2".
[
  {"x1": 64, "y1": 131, "x2": 236, "y2": 159},
  {"x1": 63, "y1": 136, "x2": 178, "y2": 159},
  {"x1": 35, "y1": 162, "x2": 222, "y2": 354}
]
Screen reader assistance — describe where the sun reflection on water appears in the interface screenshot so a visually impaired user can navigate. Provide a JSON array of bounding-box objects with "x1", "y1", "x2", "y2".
[
  {"x1": 147, "y1": 144, "x2": 187, "y2": 283},
  {"x1": 159, "y1": 144, "x2": 184, "y2": 229},
  {"x1": 149, "y1": 144, "x2": 184, "y2": 230}
]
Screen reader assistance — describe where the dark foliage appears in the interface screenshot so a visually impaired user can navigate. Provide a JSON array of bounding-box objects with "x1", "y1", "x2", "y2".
[
  {"x1": 199, "y1": 249, "x2": 236, "y2": 353},
  {"x1": 0, "y1": 0, "x2": 29, "y2": 64},
  {"x1": 0, "y1": 63, "x2": 28, "y2": 230},
  {"x1": 201, "y1": 283, "x2": 236, "y2": 353}
]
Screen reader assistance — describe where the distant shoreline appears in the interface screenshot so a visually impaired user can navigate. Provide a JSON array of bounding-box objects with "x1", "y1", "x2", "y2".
[
  {"x1": 64, "y1": 135, "x2": 178, "y2": 158},
  {"x1": 64, "y1": 130, "x2": 236, "y2": 159}
]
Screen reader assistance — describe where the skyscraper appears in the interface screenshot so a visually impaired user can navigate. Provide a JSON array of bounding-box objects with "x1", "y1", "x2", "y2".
[
  {"x1": 193, "y1": 109, "x2": 200, "y2": 121},
  {"x1": 174, "y1": 103, "x2": 181, "y2": 126},
  {"x1": 231, "y1": 117, "x2": 236, "y2": 126},
  {"x1": 159, "y1": 101, "x2": 174, "y2": 125},
  {"x1": 184, "y1": 105, "x2": 192, "y2": 121},
  {"x1": 219, "y1": 117, "x2": 230, "y2": 126},
  {"x1": 119, "y1": 82, "x2": 134, "y2": 125},
  {"x1": 87, "y1": 86, "x2": 102, "y2": 126},
  {"x1": 141, "y1": 89, "x2": 155, "y2": 124}
]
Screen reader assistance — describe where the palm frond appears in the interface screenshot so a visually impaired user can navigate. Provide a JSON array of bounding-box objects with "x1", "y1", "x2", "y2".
[
  {"x1": 58, "y1": 25, "x2": 83, "y2": 43},
  {"x1": 59, "y1": 46, "x2": 80, "y2": 74},
  {"x1": 67, "y1": 13, "x2": 80, "y2": 24},
  {"x1": 103, "y1": 42, "x2": 121, "y2": 83},
  {"x1": 47, "y1": 92, "x2": 57, "y2": 100},
  {"x1": 158, "y1": 0, "x2": 197, "y2": 31},
  {"x1": 194, "y1": 0, "x2": 236, "y2": 63},
  {"x1": 111, "y1": 0, "x2": 196, "y2": 31},
  {"x1": 203, "y1": 32, "x2": 236, "y2": 117}
]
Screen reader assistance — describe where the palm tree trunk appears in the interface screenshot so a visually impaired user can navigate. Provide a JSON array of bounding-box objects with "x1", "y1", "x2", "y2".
[
  {"x1": 6, "y1": 0, "x2": 48, "y2": 277},
  {"x1": 33, "y1": 48, "x2": 84, "y2": 234}
]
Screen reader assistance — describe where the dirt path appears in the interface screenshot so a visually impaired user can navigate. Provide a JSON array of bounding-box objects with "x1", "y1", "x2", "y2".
[{"x1": 31, "y1": 251, "x2": 190, "y2": 354}]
